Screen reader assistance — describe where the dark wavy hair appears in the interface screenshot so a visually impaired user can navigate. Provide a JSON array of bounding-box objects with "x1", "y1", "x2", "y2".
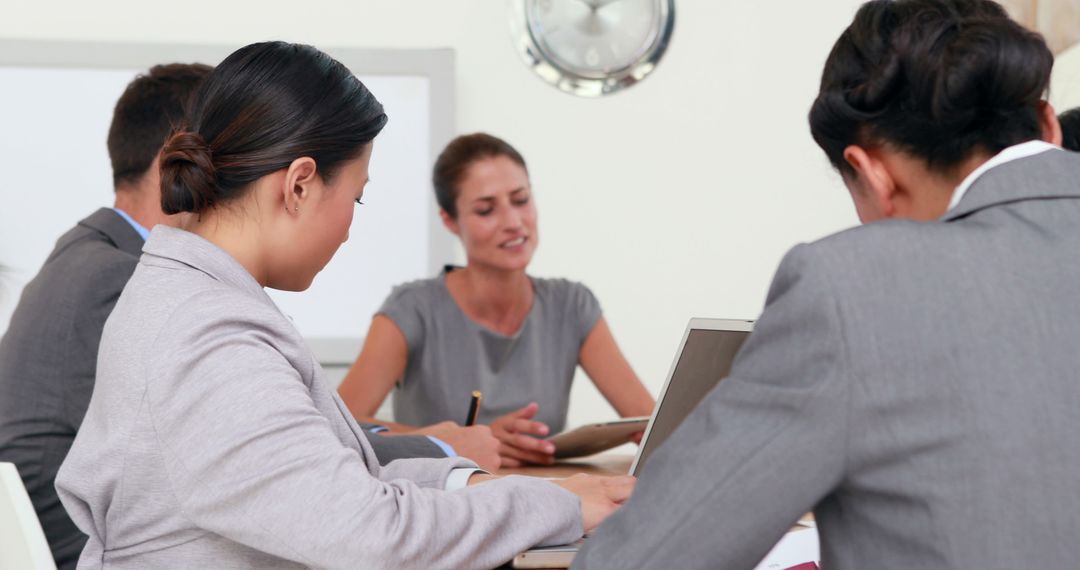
[
  {"x1": 808, "y1": 0, "x2": 1053, "y2": 176},
  {"x1": 1059, "y1": 107, "x2": 1080, "y2": 152},
  {"x1": 160, "y1": 42, "x2": 388, "y2": 215},
  {"x1": 432, "y1": 133, "x2": 528, "y2": 219}
]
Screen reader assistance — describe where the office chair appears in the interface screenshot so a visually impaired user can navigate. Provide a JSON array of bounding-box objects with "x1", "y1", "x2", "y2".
[{"x1": 0, "y1": 462, "x2": 57, "y2": 569}]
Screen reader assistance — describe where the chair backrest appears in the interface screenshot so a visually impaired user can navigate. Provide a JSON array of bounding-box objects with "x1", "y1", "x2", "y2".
[{"x1": 0, "y1": 462, "x2": 57, "y2": 570}]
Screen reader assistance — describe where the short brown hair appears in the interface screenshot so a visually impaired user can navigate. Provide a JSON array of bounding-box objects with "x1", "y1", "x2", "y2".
[
  {"x1": 107, "y1": 63, "x2": 212, "y2": 189},
  {"x1": 432, "y1": 133, "x2": 527, "y2": 218}
]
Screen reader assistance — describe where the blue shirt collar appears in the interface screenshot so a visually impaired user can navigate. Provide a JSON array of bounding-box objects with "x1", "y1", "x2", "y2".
[{"x1": 111, "y1": 207, "x2": 150, "y2": 241}]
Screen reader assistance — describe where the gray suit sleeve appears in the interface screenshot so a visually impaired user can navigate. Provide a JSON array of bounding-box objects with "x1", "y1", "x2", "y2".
[
  {"x1": 573, "y1": 244, "x2": 850, "y2": 570},
  {"x1": 356, "y1": 422, "x2": 449, "y2": 464},
  {"x1": 147, "y1": 303, "x2": 582, "y2": 569}
]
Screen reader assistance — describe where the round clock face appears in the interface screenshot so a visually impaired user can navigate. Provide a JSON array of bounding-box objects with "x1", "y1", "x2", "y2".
[{"x1": 511, "y1": 0, "x2": 675, "y2": 96}]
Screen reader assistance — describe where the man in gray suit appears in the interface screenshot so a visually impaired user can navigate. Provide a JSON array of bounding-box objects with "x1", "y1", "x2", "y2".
[
  {"x1": 574, "y1": 1, "x2": 1080, "y2": 568},
  {"x1": 0, "y1": 63, "x2": 212, "y2": 569},
  {"x1": 0, "y1": 63, "x2": 481, "y2": 569}
]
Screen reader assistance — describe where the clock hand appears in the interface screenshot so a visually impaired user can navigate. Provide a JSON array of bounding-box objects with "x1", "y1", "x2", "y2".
[
  {"x1": 583, "y1": 0, "x2": 625, "y2": 10},
  {"x1": 568, "y1": 0, "x2": 599, "y2": 10},
  {"x1": 576, "y1": 0, "x2": 624, "y2": 36},
  {"x1": 577, "y1": 10, "x2": 608, "y2": 37}
]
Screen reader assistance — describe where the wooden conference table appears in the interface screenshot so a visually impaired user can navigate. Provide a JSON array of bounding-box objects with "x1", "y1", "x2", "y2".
[{"x1": 497, "y1": 453, "x2": 633, "y2": 478}]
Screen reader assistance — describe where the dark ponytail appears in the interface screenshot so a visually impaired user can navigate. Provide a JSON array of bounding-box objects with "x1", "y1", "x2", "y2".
[
  {"x1": 808, "y1": 0, "x2": 1053, "y2": 175},
  {"x1": 160, "y1": 41, "x2": 388, "y2": 215}
]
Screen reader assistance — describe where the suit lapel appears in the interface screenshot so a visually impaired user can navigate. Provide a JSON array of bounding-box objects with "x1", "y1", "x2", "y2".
[{"x1": 78, "y1": 208, "x2": 145, "y2": 256}]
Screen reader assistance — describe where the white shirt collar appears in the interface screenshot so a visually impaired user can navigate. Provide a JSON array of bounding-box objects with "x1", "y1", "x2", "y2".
[{"x1": 947, "y1": 140, "x2": 1061, "y2": 211}]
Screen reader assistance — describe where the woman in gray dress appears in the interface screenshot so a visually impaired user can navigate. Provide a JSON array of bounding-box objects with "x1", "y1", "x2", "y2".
[{"x1": 338, "y1": 133, "x2": 655, "y2": 467}]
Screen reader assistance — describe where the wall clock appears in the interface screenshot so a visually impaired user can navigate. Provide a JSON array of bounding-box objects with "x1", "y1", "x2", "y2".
[{"x1": 508, "y1": 0, "x2": 676, "y2": 96}]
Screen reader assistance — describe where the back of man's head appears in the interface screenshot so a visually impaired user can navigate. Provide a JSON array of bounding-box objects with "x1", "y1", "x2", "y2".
[
  {"x1": 108, "y1": 63, "x2": 212, "y2": 190},
  {"x1": 1059, "y1": 107, "x2": 1080, "y2": 152}
]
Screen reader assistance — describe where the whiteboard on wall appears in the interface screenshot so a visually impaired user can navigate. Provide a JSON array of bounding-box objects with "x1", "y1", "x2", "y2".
[{"x1": 0, "y1": 40, "x2": 455, "y2": 364}]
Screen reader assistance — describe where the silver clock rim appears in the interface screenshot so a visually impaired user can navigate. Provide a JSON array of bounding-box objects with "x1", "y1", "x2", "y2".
[{"x1": 511, "y1": 0, "x2": 675, "y2": 97}]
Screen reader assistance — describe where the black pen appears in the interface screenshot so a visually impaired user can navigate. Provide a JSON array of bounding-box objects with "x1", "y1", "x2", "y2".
[{"x1": 465, "y1": 390, "x2": 482, "y2": 426}]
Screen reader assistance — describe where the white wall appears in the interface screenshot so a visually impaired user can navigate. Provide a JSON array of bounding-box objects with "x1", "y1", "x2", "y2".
[
  {"x1": 0, "y1": 0, "x2": 865, "y2": 428},
  {"x1": 1051, "y1": 42, "x2": 1080, "y2": 111}
]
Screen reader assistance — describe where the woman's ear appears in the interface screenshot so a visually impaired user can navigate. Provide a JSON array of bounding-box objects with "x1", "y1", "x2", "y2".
[
  {"x1": 282, "y1": 157, "x2": 319, "y2": 214},
  {"x1": 842, "y1": 144, "x2": 898, "y2": 221},
  {"x1": 439, "y1": 209, "x2": 460, "y2": 236},
  {"x1": 1039, "y1": 101, "x2": 1063, "y2": 146}
]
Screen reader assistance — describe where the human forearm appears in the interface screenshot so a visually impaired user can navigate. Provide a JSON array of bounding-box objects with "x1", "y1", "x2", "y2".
[
  {"x1": 580, "y1": 319, "x2": 656, "y2": 418},
  {"x1": 337, "y1": 315, "x2": 409, "y2": 418},
  {"x1": 603, "y1": 378, "x2": 655, "y2": 418}
]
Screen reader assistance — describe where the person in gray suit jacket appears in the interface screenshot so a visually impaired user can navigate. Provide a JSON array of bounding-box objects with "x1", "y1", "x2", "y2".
[
  {"x1": 573, "y1": 1, "x2": 1080, "y2": 568},
  {"x1": 0, "y1": 62, "x2": 477, "y2": 569},
  {"x1": 55, "y1": 41, "x2": 634, "y2": 569},
  {"x1": 0, "y1": 63, "x2": 211, "y2": 569}
]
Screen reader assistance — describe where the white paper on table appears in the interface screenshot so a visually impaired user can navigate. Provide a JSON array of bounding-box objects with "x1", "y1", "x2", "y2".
[{"x1": 754, "y1": 527, "x2": 820, "y2": 570}]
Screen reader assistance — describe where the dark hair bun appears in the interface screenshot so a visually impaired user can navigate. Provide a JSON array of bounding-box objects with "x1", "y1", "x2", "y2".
[
  {"x1": 160, "y1": 130, "x2": 216, "y2": 214},
  {"x1": 156, "y1": 42, "x2": 387, "y2": 215},
  {"x1": 809, "y1": 0, "x2": 1053, "y2": 174}
]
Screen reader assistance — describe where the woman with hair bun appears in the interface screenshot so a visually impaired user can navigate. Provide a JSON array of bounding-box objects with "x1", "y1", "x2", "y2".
[
  {"x1": 55, "y1": 41, "x2": 633, "y2": 570},
  {"x1": 574, "y1": 1, "x2": 1080, "y2": 568},
  {"x1": 338, "y1": 132, "x2": 656, "y2": 467}
]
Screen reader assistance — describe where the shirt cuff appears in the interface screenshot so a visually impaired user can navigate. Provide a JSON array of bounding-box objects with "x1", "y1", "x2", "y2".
[
  {"x1": 367, "y1": 426, "x2": 389, "y2": 434},
  {"x1": 426, "y1": 436, "x2": 457, "y2": 457},
  {"x1": 444, "y1": 468, "x2": 484, "y2": 491}
]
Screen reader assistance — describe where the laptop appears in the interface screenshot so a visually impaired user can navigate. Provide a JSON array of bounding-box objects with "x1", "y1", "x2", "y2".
[{"x1": 512, "y1": 318, "x2": 754, "y2": 569}]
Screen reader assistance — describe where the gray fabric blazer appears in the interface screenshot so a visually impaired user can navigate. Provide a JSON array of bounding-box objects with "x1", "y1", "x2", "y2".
[
  {"x1": 0, "y1": 209, "x2": 445, "y2": 569},
  {"x1": 574, "y1": 149, "x2": 1080, "y2": 569},
  {"x1": 56, "y1": 226, "x2": 581, "y2": 569},
  {"x1": 0, "y1": 208, "x2": 142, "y2": 569}
]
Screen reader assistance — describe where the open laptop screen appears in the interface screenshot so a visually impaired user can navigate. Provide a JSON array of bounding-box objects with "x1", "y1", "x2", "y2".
[{"x1": 631, "y1": 321, "x2": 751, "y2": 475}]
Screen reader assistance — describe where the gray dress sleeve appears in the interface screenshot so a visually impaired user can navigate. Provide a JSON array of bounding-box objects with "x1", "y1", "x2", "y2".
[
  {"x1": 376, "y1": 282, "x2": 426, "y2": 353},
  {"x1": 566, "y1": 281, "x2": 603, "y2": 343}
]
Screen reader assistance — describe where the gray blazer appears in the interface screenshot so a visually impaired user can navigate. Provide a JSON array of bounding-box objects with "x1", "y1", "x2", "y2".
[
  {"x1": 0, "y1": 208, "x2": 141, "y2": 569},
  {"x1": 0, "y1": 210, "x2": 447, "y2": 569},
  {"x1": 574, "y1": 149, "x2": 1080, "y2": 569},
  {"x1": 56, "y1": 226, "x2": 582, "y2": 569}
]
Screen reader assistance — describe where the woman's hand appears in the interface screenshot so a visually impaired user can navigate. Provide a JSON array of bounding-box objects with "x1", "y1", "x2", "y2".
[
  {"x1": 554, "y1": 474, "x2": 636, "y2": 534},
  {"x1": 490, "y1": 402, "x2": 555, "y2": 466}
]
